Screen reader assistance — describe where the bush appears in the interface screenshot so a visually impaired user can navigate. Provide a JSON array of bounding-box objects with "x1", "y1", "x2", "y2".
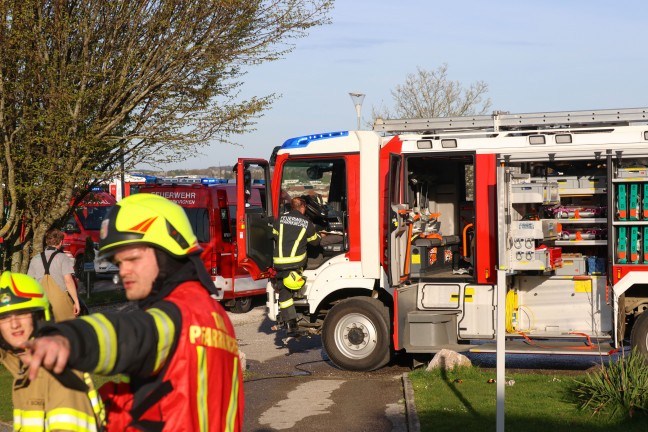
[{"x1": 573, "y1": 349, "x2": 648, "y2": 418}]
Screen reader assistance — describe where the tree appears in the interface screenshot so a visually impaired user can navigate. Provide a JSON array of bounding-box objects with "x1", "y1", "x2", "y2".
[
  {"x1": 0, "y1": 0, "x2": 333, "y2": 271},
  {"x1": 372, "y1": 64, "x2": 492, "y2": 121}
]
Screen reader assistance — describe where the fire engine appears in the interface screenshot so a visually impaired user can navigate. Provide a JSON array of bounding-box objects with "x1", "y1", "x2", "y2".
[
  {"x1": 107, "y1": 173, "x2": 157, "y2": 200},
  {"x1": 62, "y1": 190, "x2": 117, "y2": 277},
  {"x1": 234, "y1": 107, "x2": 648, "y2": 371},
  {"x1": 140, "y1": 177, "x2": 266, "y2": 313}
]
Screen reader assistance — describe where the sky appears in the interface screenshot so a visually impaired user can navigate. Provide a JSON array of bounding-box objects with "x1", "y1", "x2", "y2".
[{"x1": 143, "y1": 0, "x2": 648, "y2": 170}]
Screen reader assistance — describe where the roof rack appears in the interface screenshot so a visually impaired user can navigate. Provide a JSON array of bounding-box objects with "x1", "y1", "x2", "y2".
[{"x1": 372, "y1": 107, "x2": 648, "y2": 134}]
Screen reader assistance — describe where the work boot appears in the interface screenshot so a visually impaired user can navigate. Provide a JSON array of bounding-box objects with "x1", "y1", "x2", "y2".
[{"x1": 286, "y1": 319, "x2": 306, "y2": 337}]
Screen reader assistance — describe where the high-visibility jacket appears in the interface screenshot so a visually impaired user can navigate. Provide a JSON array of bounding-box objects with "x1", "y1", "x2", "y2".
[
  {"x1": 272, "y1": 209, "x2": 321, "y2": 271},
  {"x1": 0, "y1": 350, "x2": 104, "y2": 432},
  {"x1": 46, "y1": 280, "x2": 244, "y2": 431}
]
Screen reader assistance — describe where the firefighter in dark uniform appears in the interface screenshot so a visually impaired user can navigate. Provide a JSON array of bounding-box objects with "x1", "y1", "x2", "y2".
[
  {"x1": 22, "y1": 194, "x2": 244, "y2": 431},
  {"x1": 273, "y1": 197, "x2": 321, "y2": 336}
]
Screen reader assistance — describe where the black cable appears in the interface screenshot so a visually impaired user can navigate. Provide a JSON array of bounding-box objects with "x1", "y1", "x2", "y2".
[{"x1": 243, "y1": 359, "x2": 328, "y2": 383}]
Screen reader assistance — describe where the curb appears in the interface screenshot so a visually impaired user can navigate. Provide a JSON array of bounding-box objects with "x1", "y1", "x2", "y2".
[{"x1": 402, "y1": 372, "x2": 420, "y2": 432}]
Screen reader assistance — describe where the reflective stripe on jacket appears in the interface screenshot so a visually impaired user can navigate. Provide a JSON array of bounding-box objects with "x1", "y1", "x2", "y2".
[
  {"x1": 98, "y1": 281, "x2": 244, "y2": 431},
  {"x1": 272, "y1": 210, "x2": 320, "y2": 270},
  {"x1": 10, "y1": 364, "x2": 104, "y2": 432}
]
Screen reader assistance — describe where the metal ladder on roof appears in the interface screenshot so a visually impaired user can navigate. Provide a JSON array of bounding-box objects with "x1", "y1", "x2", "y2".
[{"x1": 372, "y1": 107, "x2": 648, "y2": 134}]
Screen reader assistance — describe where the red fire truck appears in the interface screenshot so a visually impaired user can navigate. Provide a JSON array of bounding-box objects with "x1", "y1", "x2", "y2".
[
  {"x1": 140, "y1": 178, "x2": 266, "y2": 313},
  {"x1": 62, "y1": 190, "x2": 117, "y2": 277},
  {"x1": 234, "y1": 107, "x2": 648, "y2": 371}
]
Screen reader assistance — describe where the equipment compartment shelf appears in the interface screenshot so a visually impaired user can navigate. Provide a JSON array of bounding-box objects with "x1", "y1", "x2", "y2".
[
  {"x1": 555, "y1": 240, "x2": 607, "y2": 246},
  {"x1": 557, "y1": 218, "x2": 607, "y2": 224}
]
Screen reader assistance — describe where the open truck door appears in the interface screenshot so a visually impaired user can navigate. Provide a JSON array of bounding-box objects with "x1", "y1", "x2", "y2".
[{"x1": 234, "y1": 159, "x2": 274, "y2": 279}]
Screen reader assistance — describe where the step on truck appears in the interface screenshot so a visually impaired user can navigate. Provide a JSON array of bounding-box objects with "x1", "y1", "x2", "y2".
[
  {"x1": 234, "y1": 107, "x2": 648, "y2": 371},
  {"x1": 140, "y1": 177, "x2": 267, "y2": 313}
]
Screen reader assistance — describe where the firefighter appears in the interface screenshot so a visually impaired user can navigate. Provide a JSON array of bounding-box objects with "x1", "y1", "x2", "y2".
[
  {"x1": 273, "y1": 196, "x2": 321, "y2": 336},
  {"x1": 22, "y1": 194, "x2": 244, "y2": 431},
  {"x1": 0, "y1": 271, "x2": 104, "y2": 431}
]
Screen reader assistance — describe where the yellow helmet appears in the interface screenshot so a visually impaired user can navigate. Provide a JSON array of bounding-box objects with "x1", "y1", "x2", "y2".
[
  {"x1": 0, "y1": 271, "x2": 51, "y2": 322},
  {"x1": 283, "y1": 271, "x2": 305, "y2": 290},
  {"x1": 98, "y1": 193, "x2": 201, "y2": 259}
]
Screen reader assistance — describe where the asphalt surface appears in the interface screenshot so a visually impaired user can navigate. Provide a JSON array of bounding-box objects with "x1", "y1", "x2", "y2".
[
  {"x1": 229, "y1": 304, "x2": 413, "y2": 432},
  {"x1": 88, "y1": 281, "x2": 417, "y2": 431}
]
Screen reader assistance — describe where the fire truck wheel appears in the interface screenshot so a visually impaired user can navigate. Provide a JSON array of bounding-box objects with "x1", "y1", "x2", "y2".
[
  {"x1": 322, "y1": 296, "x2": 391, "y2": 371},
  {"x1": 74, "y1": 256, "x2": 84, "y2": 280},
  {"x1": 231, "y1": 296, "x2": 253, "y2": 314},
  {"x1": 630, "y1": 311, "x2": 648, "y2": 357}
]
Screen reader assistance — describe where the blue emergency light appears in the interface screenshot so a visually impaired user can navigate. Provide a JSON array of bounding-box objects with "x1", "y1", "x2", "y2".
[
  {"x1": 253, "y1": 179, "x2": 265, "y2": 185},
  {"x1": 201, "y1": 178, "x2": 228, "y2": 185},
  {"x1": 281, "y1": 131, "x2": 349, "y2": 149}
]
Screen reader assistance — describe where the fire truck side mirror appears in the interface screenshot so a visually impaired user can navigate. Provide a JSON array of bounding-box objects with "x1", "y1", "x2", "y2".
[{"x1": 269, "y1": 146, "x2": 280, "y2": 167}]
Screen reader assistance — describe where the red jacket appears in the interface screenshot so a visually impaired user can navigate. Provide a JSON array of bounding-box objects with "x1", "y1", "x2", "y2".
[{"x1": 99, "y1": 281, "x2": 244, "y2": 431}]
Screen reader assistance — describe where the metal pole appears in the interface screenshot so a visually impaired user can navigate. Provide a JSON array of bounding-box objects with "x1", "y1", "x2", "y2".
[{"x1": 496, "y1": 269, "x2": 506, "y2": 431}]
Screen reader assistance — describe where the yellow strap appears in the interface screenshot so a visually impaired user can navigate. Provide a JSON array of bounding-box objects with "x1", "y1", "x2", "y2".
[{"x1": 290, "y1": 228, "x2": 307, "y2": 257}]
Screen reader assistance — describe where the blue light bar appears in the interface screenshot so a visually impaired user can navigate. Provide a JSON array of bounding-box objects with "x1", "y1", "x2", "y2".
[
  {"x1": 281, "y1": 131, "x2": 349, "y2": 149},
  {"x1": 201, "y1": 178, "x2": 229, "y2": 185},
  {"x1": 253, "y1": 179, "x2": 266, "y2": 185},
  {"x1": 91, "y1": 186, "x2": 103, "y2": 191}
]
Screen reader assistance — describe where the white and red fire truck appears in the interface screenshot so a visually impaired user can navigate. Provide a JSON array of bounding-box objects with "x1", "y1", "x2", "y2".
[
  {"x1": 234, "y1": 107, "x2": 648, "y2": 371},
  {"x1": 140, "y1": 177, "x2": 267, "y2": 313}
]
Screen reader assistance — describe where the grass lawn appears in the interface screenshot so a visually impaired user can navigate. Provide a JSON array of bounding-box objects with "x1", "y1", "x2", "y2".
[
  {"x1": 409, "y1": 366, "x2": 648, "y2": 432},
  {"x1": 85, "y1": 288, "x2": 127, "y2": 307}
]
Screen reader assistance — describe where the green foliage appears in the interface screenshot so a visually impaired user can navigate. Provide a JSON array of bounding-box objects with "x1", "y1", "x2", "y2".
[
  {"x1": 573, "y1": 349, "x2": 648, "y2": 418},
  {"x1": 0, "y1": 0, "x2": 333, "y2": 271}
]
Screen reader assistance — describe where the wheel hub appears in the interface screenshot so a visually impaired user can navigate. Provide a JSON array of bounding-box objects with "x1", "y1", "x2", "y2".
[{"x1": 347, "y1": 326, "x2": 366, "y2": 346}]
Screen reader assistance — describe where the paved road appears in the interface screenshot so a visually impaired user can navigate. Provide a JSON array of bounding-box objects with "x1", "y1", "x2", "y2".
[{"x1": 229, "y1": 305, "x2": 411, "y2": 432}]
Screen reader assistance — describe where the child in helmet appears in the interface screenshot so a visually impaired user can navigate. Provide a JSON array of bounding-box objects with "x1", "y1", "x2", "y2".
[{"x1": 0, "y1": 271, "x2": 104, "y2": 431}]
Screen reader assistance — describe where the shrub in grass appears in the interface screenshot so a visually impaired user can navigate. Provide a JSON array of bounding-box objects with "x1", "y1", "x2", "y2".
[{"x1": 573, "y1": 348, "x2": 648, "y2": 418}]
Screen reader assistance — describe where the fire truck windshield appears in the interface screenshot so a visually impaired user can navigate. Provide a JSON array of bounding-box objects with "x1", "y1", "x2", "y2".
[
  {"x1": 183, "y1": 207, "x2": 210, "y2": 243},
  {"x1": 75, "y1": 206, "x2": 112, "y2": 231}
]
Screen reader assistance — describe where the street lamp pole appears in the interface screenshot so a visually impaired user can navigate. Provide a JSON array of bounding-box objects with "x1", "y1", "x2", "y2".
[{"x1": 349, "y1": 92, "x2": 365, "y2": 130}]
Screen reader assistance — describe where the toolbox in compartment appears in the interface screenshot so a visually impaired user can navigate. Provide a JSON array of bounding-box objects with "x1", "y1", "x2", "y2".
[
  {"x1": 578, "y1": 175, "x2": 606, "y2": 190},
  {"x1": 555, "y1": 253, "x2": 586, "y2": 276},
  {"x1": 587, "y1": 256, "x2": 606, "y2": 275},
  {"x1": 617, "y1": 167, "x2": 648, "y2": 178},
  {"x1": 511, "y1": 182, "x2": 559, "y2": 204},
  {"x1": 551, "y1": 176, "x2": 579, "y2": 190},
  {"x1": 410, "y1": 236, "x2": 460, "y2": 276}
]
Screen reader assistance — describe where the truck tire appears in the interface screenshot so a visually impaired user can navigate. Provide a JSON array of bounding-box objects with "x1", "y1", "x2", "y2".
[
  {"x1": 74, "y1": 256, "x2": 84, "y2": 280},
  {"x1": 231, "y1": 296, "x2": 253, "y2": 314},
  {"x1": 630, "y1": 311, "x2": 648, "y2": 358},
  {"x1": 322, "y1": 296, "x2": 391, "y2": 371}
]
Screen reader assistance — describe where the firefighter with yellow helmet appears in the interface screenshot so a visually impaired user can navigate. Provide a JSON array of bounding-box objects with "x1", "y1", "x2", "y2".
[
  {"x1": 0, "y1": 271, "x2": 104, "y2": 431},
  {"x1": 22, "y1": 193, "x2": 244, "y2": 431},
  {"x1": 272, "y1": 197, "x2": 321, "y2": 337}
]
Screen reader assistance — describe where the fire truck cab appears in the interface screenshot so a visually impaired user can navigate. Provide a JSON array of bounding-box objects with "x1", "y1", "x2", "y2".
[
  {"x1": 236, "y1": 107, "x2": 648, "y2": 371},
  {"x1": 140, "y1": 177, "x2": 267, "y2": 313},
  {"x1": 62, "y1": 190, "x2": 117, "y2": 277}
]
